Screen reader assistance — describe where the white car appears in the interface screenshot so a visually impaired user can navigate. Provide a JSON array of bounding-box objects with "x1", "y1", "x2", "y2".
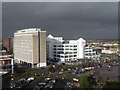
[
  {"x1": 27, "y1": 77, "x2": 34, "y2": 82},
  {"x1": 81, "y1": 68, "x2": 85, "y2": 72},
  {"x1": 45, "y1": 78, "x2": 51, "y2": 81},
  {"x1": 73, "y1": 78, "x2": 79, "y2": 82},
  {"x1": 59, "y1": 71, "x2": 63, "y2": 74}
]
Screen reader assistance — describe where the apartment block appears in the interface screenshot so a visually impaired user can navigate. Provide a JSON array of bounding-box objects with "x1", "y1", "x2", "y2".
[{"x1": 13, "y1": 28, "x2": 46, "y2": 68}]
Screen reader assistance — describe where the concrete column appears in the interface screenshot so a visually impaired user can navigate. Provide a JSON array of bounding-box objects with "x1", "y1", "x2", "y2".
[
  {"x1": 28, "y1": 63, "x2": 30, "y2": 67},
  {"x1": 32, "y1": 64, "x2": 34, "y2": 68},
  {"x1": 20, "y1": 60, "x2": 22, "y2": 64},
  {"x1": 25, "y1": 62, "x2": 27, "y2": 65},
  {"x1": 21, "y1": 61, "x2": 23, "y2": 64},
  {"x1": 11, "y1": 58, "x2": 14, "y2": 74},
  {"x1": 24, "y1": 62, "x2": 26, "y2": 65},
  {"x1": 24, "y1": 62, "x2": 25, "y2": 65},
  {"x1": 26, "y1": 63, "x2": 28, "y2": 66}
]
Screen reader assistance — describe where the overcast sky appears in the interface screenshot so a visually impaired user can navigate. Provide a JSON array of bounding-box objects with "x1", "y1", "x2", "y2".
[{"x1": 2, "y1": 2, "x2": 118, "y2": 39}]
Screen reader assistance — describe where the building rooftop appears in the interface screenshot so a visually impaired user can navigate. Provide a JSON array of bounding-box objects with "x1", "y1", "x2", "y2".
[
  {"x1": 16, "y1": 28, "x2": 46, "y2": 33},
  {"x1": 14, "y1": 28, "x2": 46, "y2": 35}
]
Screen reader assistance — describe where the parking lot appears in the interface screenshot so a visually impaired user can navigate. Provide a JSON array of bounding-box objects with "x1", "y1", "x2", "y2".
[
  {"x1": 7, "y1": 54, "x2": 119, "y2": 89},
  {"x1": 9, "y1": 64, "x2": 119, "y2": 89}
]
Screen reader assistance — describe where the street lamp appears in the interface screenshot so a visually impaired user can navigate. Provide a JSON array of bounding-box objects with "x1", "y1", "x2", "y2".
[
  {"x1": 11, "y1": 58, "x2": 14, "y2": 74},
  {"x1": 11, "y1": 74, "x2": 14, "y2": 81}
]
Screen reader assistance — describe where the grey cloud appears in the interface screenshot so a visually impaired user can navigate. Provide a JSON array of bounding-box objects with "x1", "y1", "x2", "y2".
[{"x1": 2, "y1": 2, "x2": 118, "y2": 39}]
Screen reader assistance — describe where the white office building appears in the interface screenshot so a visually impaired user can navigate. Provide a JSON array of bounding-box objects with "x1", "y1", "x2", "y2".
[
  {"x1": 47, "y1": 34, "x2": 86, "y2": 62},
  {"x1": 13, "y1": 28, "x2": 46, "y2": 68}
]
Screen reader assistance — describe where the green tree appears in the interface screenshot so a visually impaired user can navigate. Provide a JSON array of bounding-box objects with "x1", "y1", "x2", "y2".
[
  {"x1": 80, "y1": 75, "x2": 90, "y2": 88},
  {"x1": 48, "y1": 66, "x2": 55, "y2": 72}
]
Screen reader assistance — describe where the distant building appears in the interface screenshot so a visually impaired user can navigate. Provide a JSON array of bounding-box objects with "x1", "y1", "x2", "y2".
[
  {"x1": 47, "y1": 34, "x2": 86, "y2": 62},
  {"x1": 101, "y1": 48, "x2": 116, "y2": 54},
  {"x1": 103, "y1": 43, "x2": 119, "y2": 47},
  {"x1": 84, "y1": 45, "x2": 100, "y2": 59},
  {"x1": 2, "y1": 37, "x2": 13, "y2": 52},
  {"x1": 13, "y1": 28, "x2": 46, "y2": 68}
]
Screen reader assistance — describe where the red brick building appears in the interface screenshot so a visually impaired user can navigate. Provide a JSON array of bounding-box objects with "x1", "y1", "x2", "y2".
[{"x1": 2, "y1": 37, "x2": 13, "y2": 53}]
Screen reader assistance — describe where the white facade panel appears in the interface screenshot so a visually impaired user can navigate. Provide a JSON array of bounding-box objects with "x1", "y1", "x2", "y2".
[{"x1": 47, "y1": 34, "x2": 86, "y2": 62}]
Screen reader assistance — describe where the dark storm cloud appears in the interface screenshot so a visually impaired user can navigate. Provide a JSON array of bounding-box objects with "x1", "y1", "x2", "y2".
[{"x1": 2, "y1": 2, "x2": 118, "y2": 39}]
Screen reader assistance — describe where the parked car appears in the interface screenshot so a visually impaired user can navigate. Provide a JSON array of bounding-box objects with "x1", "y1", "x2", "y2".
[
  {"x1": 45, "y1": 79, "x2": 56, "y2": 88},
  {"x1": 10, "y1": 78, "x2": 27, "y2": 89},
  {"x1": 73, "y1": 78, "x2": 79, "y2": 82},
  {"x1": 27, "y1": 77, "x2": 35, "y2": 82}
]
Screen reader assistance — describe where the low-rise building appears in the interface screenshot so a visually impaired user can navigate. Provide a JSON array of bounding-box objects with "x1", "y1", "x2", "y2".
[
  {"x1": 101, "y1": 48, "x2": 117, "y2": 54},
  {"x1": 0, "y1": 50, "x2": 13, "y2": 72},
  {"x1": 84, "y1": 45, "x2": 100, "y2": 59}
]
